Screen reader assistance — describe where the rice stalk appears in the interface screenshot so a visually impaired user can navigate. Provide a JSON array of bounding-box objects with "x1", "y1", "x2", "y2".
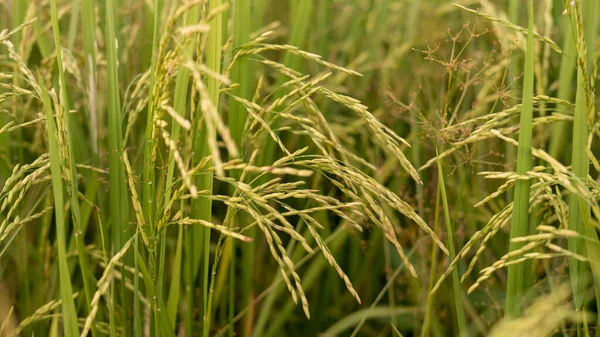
[
  {"x1": 40, "y1": 76, "x2": 80, "y2": 337},
  {"x1": 504, "y1": 0, "x2": 535, "y2": 318},
  {"x1": 436, "y1": 150, "x2": 467, "y2": 336},
  {"x1": 227, "y1": 0, "x2": 253, "y2": 334},
  {"x1": 547, "y1": 9, "x2": 576, "y2": 160},
  {"x1": 563, "y1": 0, "x2": 600, "y2": 325},
  {"x1": 191, "y1": 1, "x2": 226, "y2": 336},
  {"x1": 104, "y1": 0, "x2": 131, "y2": 333}
]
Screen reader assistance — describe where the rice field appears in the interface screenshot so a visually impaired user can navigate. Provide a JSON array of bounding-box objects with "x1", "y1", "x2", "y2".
[{"x1": 0, "y1": 0, "x2": 599, "y2": 336}]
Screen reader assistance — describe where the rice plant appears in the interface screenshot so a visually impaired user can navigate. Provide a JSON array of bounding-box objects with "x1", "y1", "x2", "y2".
[{"x1": 1, "y1": 0, "x2": 600, "y2": 336}]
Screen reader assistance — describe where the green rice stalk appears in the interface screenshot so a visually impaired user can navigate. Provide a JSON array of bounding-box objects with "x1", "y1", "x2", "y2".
[
  {"x1": 364, "y1": 0, "x2": 389, "y2": 91},
  {"x1": 548, "y1": 12, "x2": 576, "y2": 160},
  {"x1": 105, "y1": 0, "x2": 131, "y2": 332},
  {"x1": 259, "y1": 0, "x2": 313, "y2": 169},
  {"x1": 105, "y1": 0, "x2": 127, "y2": 249},
  {"x1": 67, "y1": 0, "x2": 80, "y2": 49},
  {"x1": 436, "y1": 150, "x2": 467, "y2": 336},
  {"x1": 315, "y1": 0, "x2": 330, "y2": 57},
  {"x1": 155, "y1": 2, "x2": 199, "y2": 331},
  {"x1": 229, "y1": 0, "x2": 252, "y2": 148},
  {"x1": 504, "y1": 0, "x2": 535, "y2": 318},
  {"x1": 166, "y1": 223, "x2": 184, "y2": 326},
  {"x1": 29, "y1": 5, "x2": 52, "y2": 59},
  {"x1": 404, "y1": 0, "x2": 420, "y2": 42},
  {"x1": 567, "y1": 3, "x2": 589, "y2": 312},
  {"x1": 7, "y1": 0, "x2": 29, "y2": 324},
  {"x1": 142, "y1": 0, "x2": 162, "y2": 230},
  {"x1": 229, "y1": 0, "x2": 253, "y2": 334},
  {"x1": 420, "y1": 183, "x2": 440, "y2": 337},
  {"x1": 252, "y1": 0, "x2": 267, "y2": 32},
  {"x1": 191, "y1": 1, "x2": 225, "y2": 336},
  {"x1": 134, "y1": 245, "x2": 176, "y2": 337},
  {"x1": 580, "y1": 4, "x2": 600, "y2": 324},
  {"x1": 10, "y1": 0, "x2": 25, "y2": 48},
  {"x1": 567, "y1": 0, "x2": 599, "y2": 314},
  {"x1": 81, "y1": 0, "x2": 97, "y2": 153},
  {"x1": 40, "y1": 77, "x2": 80, "y2": 337},
  {"x1": 505, "y1": 0, "x2": 519, "y2": 175},
  {"x1": 49, "y1": 1, "x2": 97, "y2": 335},
  {"x1": 162, "y1": 4, "x2": 201, "y2": 333},
  {"x1": 5, "y1": 0, "x2": 27, "y2": 177},
  {"x1": 133, "y1": 228, "x2": 142, "y2": 337}
]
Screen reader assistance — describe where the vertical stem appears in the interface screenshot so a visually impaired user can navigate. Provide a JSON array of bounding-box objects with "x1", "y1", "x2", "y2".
[
  {"x1": 49, "y1": 1, "x2": 98, "y2": 335},
  {"x1": 165, "y1": 4, "x2": 201, "y2": 334},
  {"x1": 67, "y1": 0, "x2": 80, "y2": 49},
  {"x1": 9, "y1": 0, "x2": 26, "y2": 169},
  {"x1": 421, "y1": 184, "x2": 441, "y2": 337},
  {"x1": 505, "y1": 0, "x2": 519, "y2": 177},
  {"x1": 436, "y1": 150, "x2": 467, "y2": 337},
  {"x1": 10, "y1": 0, "x2": 28, "y2": 326},
  {"x1": 568, "y1": 39, "x2": 589, "y2": 312},
  {"x1": 82, "y1": 0, "x2": 97, "y2": 154},
  {"x1": 505, "y1": 0, "x2": 535, "y2": 318},
  {"x1": 41, "y1": 79, "x2": 80, "y2": 337},
  {"x1": 404, "y1": 0, "x2": 420, "y2": 42},
  {"x1": 252, "y1": 0, "x2": 267, "y2": 31},
  {"x1": 229, "y1": 0, "x2": 252, "y2": 335},
  {"x1": 568, "y1": 0, "x2": 598, "y2": 314},
  {"x1": 133, "y1": 234, "x2": 142, "y2": 337},
  {"x1": 105, "y1": 0, "x2": 130, "y2": 332},
  {"x1": 193, "y1": 1, "x2": 224, "y2": 336},
  {"x1": 549, "y1": 13, "x2": 576, "y2": 160},
  {"x1": 259, "y1": 0, "x2": 313, "y2": 169},
  {"x1": 143, "y1": 0, "x2": 161, "y2": 235}
]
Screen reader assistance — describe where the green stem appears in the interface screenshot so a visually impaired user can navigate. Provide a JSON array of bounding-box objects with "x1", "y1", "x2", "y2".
[
  {"x1": 40, "y1": 77, "x2": 80, "y2": 337},
  {"x1": 505, "y1": 0, "x2": 535, "y2": 318},
  {"x1": 193, "y1": 1, "x2": 224, "y2": 336},
  {"x1": 549, "y1": 12, "x2": 576, "y2": 160},
  {"x1": 164, "y1": 4, "x2": 201, "y2": 334},
  {"x1": 259, "y1": 0, "x2": 313, "y2": 169},
  {"x1": 229, "y1": 0, "x2": 253, "y2": 334},
  {"x1": 49, "y1": 1, "x2": 97, "y2": 335},
  {"x1": 568, "y1": 0, "x2": 598, "y2": 315},
  {"x1": 436, "y1": 151, "x2": 467, "y2": 337},
  {"x1": 105, "y1": 0, "x2": 130, "y2": 332},
  {"x1": 421, "y1": 184, "x2": 441, "y2": 337}
]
